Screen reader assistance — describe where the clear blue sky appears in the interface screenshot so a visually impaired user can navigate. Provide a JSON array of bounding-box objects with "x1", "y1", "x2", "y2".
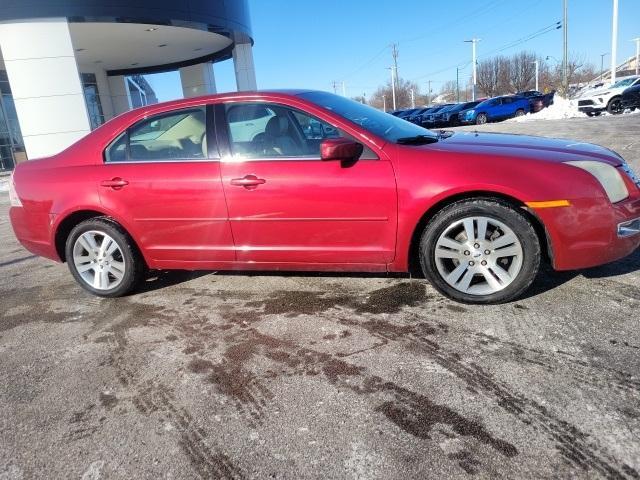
[{"x1": 147, "y1": 0, "x2": 640, "y2": 101}]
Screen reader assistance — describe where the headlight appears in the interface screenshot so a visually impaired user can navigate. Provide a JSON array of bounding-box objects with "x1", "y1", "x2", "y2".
[
  {"x1": 466, "y1": 109, "x2": 475, "y2": 117},
  {"x1": 566, "y1": 161, "x2": 629, "y2": 203}
]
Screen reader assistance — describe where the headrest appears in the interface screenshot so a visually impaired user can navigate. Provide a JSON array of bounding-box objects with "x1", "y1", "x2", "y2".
[{"x1": 265, "y1": 115, "x2": 289, "y2": 136}]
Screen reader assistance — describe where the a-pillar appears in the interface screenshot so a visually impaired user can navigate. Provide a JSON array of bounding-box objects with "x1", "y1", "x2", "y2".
[{"x1": 0, "y1": 18, "x2": 91, "y2": 159}]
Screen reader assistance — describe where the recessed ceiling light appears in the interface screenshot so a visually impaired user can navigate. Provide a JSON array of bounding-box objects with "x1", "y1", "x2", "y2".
[
  {"x1": 145, "y1": 27, "x2": 158, "y2": 32},
  {"x1": 158, "y1": 44, "x2": 167, "y2": 48}
]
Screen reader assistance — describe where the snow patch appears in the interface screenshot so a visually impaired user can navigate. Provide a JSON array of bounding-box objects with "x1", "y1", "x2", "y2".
[
  {"x1": 508, "y1": 96, "x2": 585, "y2": 122},
  {"x1": 0, "y1": 176, "x2": 9, "y2": 193}
]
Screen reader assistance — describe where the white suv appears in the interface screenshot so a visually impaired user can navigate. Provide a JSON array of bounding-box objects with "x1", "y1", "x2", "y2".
[{"x1": 577, "y1": 76, "x2": 640, "y2": 116}]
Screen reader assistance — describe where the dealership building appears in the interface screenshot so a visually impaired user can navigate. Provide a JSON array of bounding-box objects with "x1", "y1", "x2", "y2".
[{"x1": 0, "y1": 0, "x2": 256, "y2": 171}]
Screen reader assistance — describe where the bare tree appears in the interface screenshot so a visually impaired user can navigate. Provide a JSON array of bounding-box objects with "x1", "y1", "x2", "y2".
[
  {"x1": 477, "y1": 56, "x2": 501, "y2": 97},
  {"x1": 509, "y1": 51, "x2": 537, "y2": 92},
  {"x1": 369, "y1": 77, "x2": 421, "y2": 110}
]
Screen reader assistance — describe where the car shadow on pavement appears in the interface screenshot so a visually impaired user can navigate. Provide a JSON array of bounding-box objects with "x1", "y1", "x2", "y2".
[{"x1": 523, "y1": 248, "x2": 640, "y2": 299}]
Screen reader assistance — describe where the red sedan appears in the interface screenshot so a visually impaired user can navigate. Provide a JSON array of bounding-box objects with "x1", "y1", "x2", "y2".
[{"x1": 8, "y1": 91, "x2": 640, "y2": 303}]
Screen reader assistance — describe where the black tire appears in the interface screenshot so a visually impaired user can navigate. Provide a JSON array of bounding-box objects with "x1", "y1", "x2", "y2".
[
  {"x1": 515, "y1": 109, "x2": 526, "y2": 117},
  {"x1": 65, "y1": 217, "x2": 144, "y2": 297},
  {"x1": 607, "y1": 97, "x2": 624, "y2": 115},
  {"x1": 419, "y1": 199, "x2": 541, "y2": 304},
  {"x1": 476, "y1": 113, "x2": 488, "y2": 125}
]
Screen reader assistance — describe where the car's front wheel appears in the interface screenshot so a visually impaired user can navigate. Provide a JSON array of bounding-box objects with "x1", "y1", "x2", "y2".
[
  {"x1": 476, "y1": 113, "x2": 488, "y2": 125},
  {"x1": 607, "y1": 97, "x2": 624, "y2": 115},
  {"x1": 419, "y1": 199, "x2": 541, "y2": 304},
  {"x1": 515, "y1": 109, "x2": 526, "y2": 117},
  {"x1": 65, "y1": 217, "x2": 144, "y2": 297}
]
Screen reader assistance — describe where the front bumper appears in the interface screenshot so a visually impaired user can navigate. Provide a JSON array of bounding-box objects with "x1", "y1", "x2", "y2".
[{"x1": 533, "y1": 194, "x2": 640, "y2": 271}]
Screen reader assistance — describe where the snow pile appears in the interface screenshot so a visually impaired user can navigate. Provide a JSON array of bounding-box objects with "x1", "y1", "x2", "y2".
[
  {"x1": 509, "y1": 96, "x2": 585, "y2": 122},
  {"x1": 0, "y1": 175, "x2": 9, "y2": 193}
]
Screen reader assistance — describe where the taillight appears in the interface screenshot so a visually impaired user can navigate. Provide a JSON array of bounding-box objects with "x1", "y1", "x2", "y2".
[{"x1": 8, "y1": 172, "x2": 22, "y2": 207}]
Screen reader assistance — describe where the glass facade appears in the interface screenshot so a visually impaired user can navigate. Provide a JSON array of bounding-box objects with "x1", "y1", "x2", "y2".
[
  {"x1": 81, "y1": 73, "x2": 105, "y2": 130},
  {"x1": 0, "y1": 71, "x2": 25, "y2": 171}
]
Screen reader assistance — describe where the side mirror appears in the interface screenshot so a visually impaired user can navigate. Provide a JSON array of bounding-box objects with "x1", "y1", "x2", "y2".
[{"x1": 320, "y1": 138, "x2": 363, "y2": 162}]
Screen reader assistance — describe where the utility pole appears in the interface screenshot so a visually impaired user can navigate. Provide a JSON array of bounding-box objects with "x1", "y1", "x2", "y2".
[
  {"x1": 600, "y1": 53, "x2": 608, "y2": 81},
  {"x1": 388, "y1": 67, "x2": 396, "y2": 110},
  {"x1": 562, "y1": 0, "x2": 568, "y2": 94},
  {"x1": 383, "y1": 94, "x2": 386, "y2": 112},
  {"x1": 633, "y1": 38, "x2": 640, "y2": 75},
  {"x1": 410, "y1": 89, "x2": 415, "y2": 108},
  {"x1": 341, "y1": 81, "x2": 346, "y2": 96},
  {"x1": 611, "y1": 0, "x2": 618, "y2": 84},
  {"x1": 332, "y1": 81, "x2": 338, "y2": 94},
  {"x1": 533, "y1": 60, "x2": 539, "y2": 91},
  {"x1": 456, "y1": 67, "x2": 460, "y2": 103},
  {"x1": 426, "y1": 81, "x2": 432, "y2": 106},
  {"x1": 464, "y1": 38, "x2": 480, "y2": 101},
  {"x1": 390, "y1": 43, "x2": 399, "y2": 82}
]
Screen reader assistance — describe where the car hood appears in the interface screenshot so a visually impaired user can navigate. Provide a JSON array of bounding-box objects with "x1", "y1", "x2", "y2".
[
  {"x1": 421, "y1": 131, "x2": 623, "y2": 166},
  {"x1": 580, "y1": 85, "x2": 625, "y2": 98}
]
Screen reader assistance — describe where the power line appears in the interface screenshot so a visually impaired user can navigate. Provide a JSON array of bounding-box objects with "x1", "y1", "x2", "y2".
[{"x1": 411, "y1": 21, "x2": 562, "y2": 82}]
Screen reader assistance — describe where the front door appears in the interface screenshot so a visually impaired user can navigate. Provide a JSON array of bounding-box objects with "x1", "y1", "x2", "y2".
[
  {"x1": 217, "y1": 102, "x2": 397, "y2": 267},
  {"x1": 99, "y1": 105, "x2": 235, "y2": 266}
]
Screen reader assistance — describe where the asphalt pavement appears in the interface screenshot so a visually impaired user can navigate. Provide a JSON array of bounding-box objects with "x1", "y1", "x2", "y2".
[{"x1": 0, "y1": 113, "x2": 639, "y2": 479}]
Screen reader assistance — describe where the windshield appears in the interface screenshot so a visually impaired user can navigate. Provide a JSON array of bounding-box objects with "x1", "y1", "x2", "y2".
[
  {"x1": 612, "y1": 77, "x2": 638, "y2": 88},
  {"x1": 475, "y1": 98, "x2": 499, "y2": 108},
  {"x1": 298, "y1": 91, "x2": 437, "y2": 143}
]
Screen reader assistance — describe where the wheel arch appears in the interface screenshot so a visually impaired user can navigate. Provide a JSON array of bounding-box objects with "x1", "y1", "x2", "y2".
[
  {"x1": 54, "y1": 209, "x2": 146, "y2": 266},
  {"x1": 407, "y1": 190, "x2": 553, "y2": 274}
]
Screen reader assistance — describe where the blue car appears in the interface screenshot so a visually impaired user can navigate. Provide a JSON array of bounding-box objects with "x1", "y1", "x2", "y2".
[{"x1": 459, "y1": 96, "x2": 531, "y2": 125}]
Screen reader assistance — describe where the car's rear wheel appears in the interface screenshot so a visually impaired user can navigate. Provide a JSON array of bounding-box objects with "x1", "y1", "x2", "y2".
[
  {"x1": 607, "y1": 97, "x2": 624, "y2": 115},
  {"x1": 476, "y1": 113, "x2": 488, "y2": 125},
  {"x1": 65, "y1": 217, "x2": 144, "y2": 297},
  {"x1": 419, "y1": 199, "x2": 541, "y2": 304},
  {"x1": 515, "y1": 109, "x2": 526, "y2": 117}
]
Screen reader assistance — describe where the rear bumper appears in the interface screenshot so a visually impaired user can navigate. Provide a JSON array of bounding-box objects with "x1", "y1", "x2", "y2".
[
  {"x1": 534, "y1": 195, "x2": 640, "y2": 271},
  {"x1": 9, "y1": 206, "x2": 61, "y2": 261}
]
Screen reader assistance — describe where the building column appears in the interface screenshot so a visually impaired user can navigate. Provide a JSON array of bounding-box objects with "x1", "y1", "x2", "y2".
[
  {"x1": 232, "y1": 43, "x2": 257, "y2": 91},
  {"x1": 180, "y1": 63, "x2": 216, "y2": 98},
  {"x1": 0, "y1": 18, "x2": 91, "y2": 159},
  {"x1": 107, "y1": 75, "x2": 131, "y2": 117}
]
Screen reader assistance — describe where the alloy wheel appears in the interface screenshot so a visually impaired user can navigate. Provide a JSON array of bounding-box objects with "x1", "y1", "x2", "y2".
[
  {"x1": 72, "y1": 230, "x2": 126, "y2": 290},
  {"x1": 434, "y1": 216, "x2": 523, "y2": 296}
]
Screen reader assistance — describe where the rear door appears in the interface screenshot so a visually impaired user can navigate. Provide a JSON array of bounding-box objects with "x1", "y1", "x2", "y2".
[
  {"x1": 99, "y1": 105, "x2": 235, "y2": 266},
  {"x1": 216, "y1": 102, "x2": 397, "y2": 266}
]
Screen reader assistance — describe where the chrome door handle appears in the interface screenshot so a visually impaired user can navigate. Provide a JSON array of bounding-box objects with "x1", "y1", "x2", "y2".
[
  {"x1": 230, "y1": 175, "x2": 266, "y2": 189},
  {"x1": 100, "y1": 178, "x2": 129, "y2": 190}
]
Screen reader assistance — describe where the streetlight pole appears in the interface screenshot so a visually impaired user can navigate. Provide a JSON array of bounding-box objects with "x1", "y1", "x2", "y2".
[
  {"x1": 610, "y1": 0, "x2": 618, "y2": 84},
  {"x1": 410, "y1": 89, "x2": 415, "y2": 108},
  {"x1": 633, "y1": 38, "x2": 640, "y2": 75},
  {"x1": 383, "y1": 94, "x2": 386, "y2": 112},
  {"x1": 464, "y1": 38, "x2": 480, "y2": 101},
  {"x1": 388, "y1": 67, "x2": 396, "y2": 110},
  {"x1": 456, "y1": 67, "x2": 460, "y2": 102},
  {"x1": 533, "y1": 60, "x2": 539, "y2": 91},
  {"x1": 562, "y1": 0, "x2": 568, "y2": 94},
  {"x1": 600, "y1": 53, "x2": 608, "y2": 81}
]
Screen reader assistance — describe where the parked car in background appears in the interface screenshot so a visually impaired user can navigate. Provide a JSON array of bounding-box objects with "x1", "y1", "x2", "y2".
[
  {"x1": 433, "y1": 101, "x2": 481, "y2": 127},
  {"x1": 578, "y1": 76, "x2": 640, "y2": 116},
  {"x1": 621, "y1": 84, "x2": 640, "y2": 111},
  {"x1": 405, "y1": 107, "x2": 432, "y2": 124},
  {"x1": 9, "y1": 90, "x2": 640, "y2": 304},
  {"x1": 516, "y1": 90, "x2": 555, "y2": 113},
  {"x1": 459, "y1": 96, "x2": 531, "y2": 125},
  {"x1": 397, "y1": 108, "x2": 420, "y2": 119},
  {"x1": 420, "y1": 104, "x2": 455, "y2": 127}
]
